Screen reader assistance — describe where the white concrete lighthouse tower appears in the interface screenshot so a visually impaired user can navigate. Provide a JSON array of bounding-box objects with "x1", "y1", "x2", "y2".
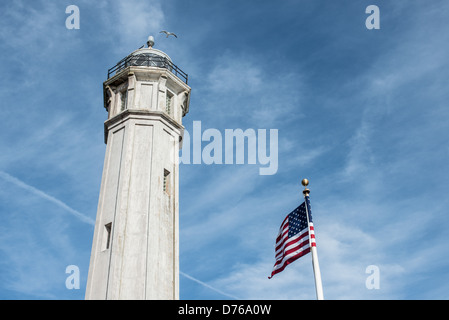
[{"x1": 85, "y1": 36, "x2": 191, "y2": 300}]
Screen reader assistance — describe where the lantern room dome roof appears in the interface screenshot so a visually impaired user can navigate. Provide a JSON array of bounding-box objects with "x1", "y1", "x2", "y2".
[
  {"x1": 129, "y1": 47, "x2": 172, "y2": 62},
  {"x1": 124, "y1": 47, "x2": 172, "y2": 69},
  {"x1": 107, "y1": 36, "x2": 188, "y2": 84}
]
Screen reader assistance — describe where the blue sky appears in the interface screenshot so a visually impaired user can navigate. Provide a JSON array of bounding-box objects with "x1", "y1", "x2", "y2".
[{"x1": 0, "y1": 0, "x2": 449, "y2": 299}]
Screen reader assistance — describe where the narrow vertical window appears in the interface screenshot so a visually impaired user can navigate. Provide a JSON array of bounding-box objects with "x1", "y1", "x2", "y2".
[
  {"x1": 102, "y1": 222, "x2": 112, "y2": 251},
  {"x1": 166, "y1": 92, "x2": 173, "y2": 115},
  {"x1": 120, "y1": 90, "x2": 128, "y2": 111},
  {"x1": 163, "y1": 169, "x2": 170, "y2": 195}
]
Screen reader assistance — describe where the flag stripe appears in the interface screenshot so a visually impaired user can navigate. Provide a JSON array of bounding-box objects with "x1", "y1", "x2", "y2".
[
  {"x1": 275, "y1": 228, "x2": 309, "y2": 258},
  {"x1": 278, "y1": 239, "x2": 309, "y2": 261},
  {"x1": 274, "y1": 246, "x2": 311, "y2": 271},
  {"x1": 269, "y1": 247, "x2": 311, "y2": 278},
  {"x1": 269, "y1": 199, "x2": 316, "y2": 279},
  {"x1": 275, "y1": 238, "x2": 309, "y2": 263},
  {"x1": 274, "y1": 236, "x2": 310, "y2": 265}
]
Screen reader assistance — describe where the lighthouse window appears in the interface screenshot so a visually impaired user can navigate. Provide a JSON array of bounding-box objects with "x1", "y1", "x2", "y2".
[
  {"x1": 120, "y1": 90, "x2": 128, "y2": 111},
  {"x1": 166, "y1": 92, "x2": 173, "y2": 115},
  {"x1": 163, "y1": 169, "x2": 171, "y2": 194},
  {"x1": 102, "y1": 222, "x2": 112, "y2": 251}
]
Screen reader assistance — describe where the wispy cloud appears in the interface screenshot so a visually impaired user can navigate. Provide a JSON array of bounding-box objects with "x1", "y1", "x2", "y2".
[
  {"x1": 342, "y1": 119, "x2": 374, "y2": 180},
  {"x1": 0, "y1": 171, "x2": 95, "y2": 226},
  {"x1": 106, "y1": 0, "x2": 165, "y2": 53},
  {"x1": 180, "y1": 271, "x2": 240, "y2": 300},
  {"x1": 200, "y1": 51, "x2": 304, "y2": 128},
  {"x1": 207, "y1": 53, "x2": 262, "y2": 94},
  {"x1": 0, "y1": 170, "x2": 239, "y2": 299},
  {"x1": 1, "y1": 0, "x2": 448, "y2": 300}
]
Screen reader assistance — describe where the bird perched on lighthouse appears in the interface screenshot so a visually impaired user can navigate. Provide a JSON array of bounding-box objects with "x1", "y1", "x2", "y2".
[{"x1": 160, "y1": 30, "x2": 177, "y2": 38}]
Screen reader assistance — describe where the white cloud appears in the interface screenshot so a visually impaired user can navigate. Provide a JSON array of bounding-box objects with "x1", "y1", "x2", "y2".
[
  {"x1": 193, "y1": 179, "x2": 447, "y2": 300},
  {"x1": 200, "y1": 51, "x2": 304, "y2": 128},
  {"x1": 0, "y1": 171, "x2": 94, "y2": 225},
  {"x1": 0, "y1": 1, "x2": 72, "y2": 52},
  {"x1": 211, "y1": 258, "x2": 316, "y2": 300},
  {"x1": 114, "y1": 0, "x2": 165, "y2": 51},
  {"x1": 207, "y1": 54, "x2": 262, "y2": 94},
  {"x1": 207, "y1": 217, "x2": 404, "y2": 300},
  {"x1": 180, "y1": 271, "x2": 240, "y2": 300},
  {"x1": 342, "y1": 119, "x2": 374, "y2": 180},
  {"x1": 1, "y1": 0, "x2": 447, "y2": 300},
  {"x1": 0, "y1": 173, "x2": 91, "y2": 298}
]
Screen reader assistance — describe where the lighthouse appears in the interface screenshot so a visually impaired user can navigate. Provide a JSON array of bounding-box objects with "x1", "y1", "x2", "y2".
[{"x1": 85, "y1": 36, "x2": 191, "y2": 300}]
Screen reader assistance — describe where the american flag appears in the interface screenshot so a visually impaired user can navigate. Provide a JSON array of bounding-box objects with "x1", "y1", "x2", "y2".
[{"x1": 268, "y1": 196, "x2": 316, "y2": 279}]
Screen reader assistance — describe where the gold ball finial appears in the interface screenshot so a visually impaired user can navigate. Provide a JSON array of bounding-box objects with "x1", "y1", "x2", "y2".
[
  {"x1": 301, "y1": 178, "x2": 310, "y2": 196},
  {"x1": 301, "y1": 179, "x2": 309, "y2": 187}
]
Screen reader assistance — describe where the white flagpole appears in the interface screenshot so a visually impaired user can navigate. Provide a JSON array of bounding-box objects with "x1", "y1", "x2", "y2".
[{"x1": 302, "y1": 179, "x2": 324, "y2": 300}]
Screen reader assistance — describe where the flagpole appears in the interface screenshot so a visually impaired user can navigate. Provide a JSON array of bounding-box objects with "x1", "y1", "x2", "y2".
[{"x1": 302, "y1": 179, "x2": 324, "y2": 300}]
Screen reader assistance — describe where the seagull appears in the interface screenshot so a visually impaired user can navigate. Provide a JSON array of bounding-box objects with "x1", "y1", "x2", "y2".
[{"x1": 160, "y1": 30, "x2": 177, "y2": 38}]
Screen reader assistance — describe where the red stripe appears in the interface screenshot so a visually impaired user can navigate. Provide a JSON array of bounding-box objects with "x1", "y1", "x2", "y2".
[
  {"x1": 269, "y1": 207, "x2": 319, "y2": 279},
  {"x1": 274, "y1": 237, "x2": 310, "y2": 263},
  {"x1": 268, "y1": 248, "x2": 311, "y2": 279},
  {"x1": 277, "y1": 216, "x2": 289, "y2": 233},
  {"x1": 281, "y1": 239, "x2": 309, "y2": 258},
  {"x1": 275, "y1": 228, "x2": 290, "y2": 252},
  {"x1": 275, "y1": 222, "x2": 288, "y2": 243},
  {"x1": 275, "y1": 230, "x2": 309, "y2": 256}
]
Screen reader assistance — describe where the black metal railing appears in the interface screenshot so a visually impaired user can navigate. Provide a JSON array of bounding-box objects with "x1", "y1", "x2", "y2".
[{"x1": 107, "y1": 53, "x2": 188, "y2": 84}]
